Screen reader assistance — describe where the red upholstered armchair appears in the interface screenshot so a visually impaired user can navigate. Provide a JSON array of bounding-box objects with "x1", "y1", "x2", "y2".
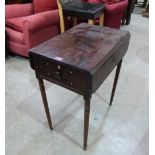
[
  {"x1": 5, "y1": 0, "x2": 59, "y2": 57},
  {"x1": 85, "y1": 0, "x2": 128, "y2": 29}
]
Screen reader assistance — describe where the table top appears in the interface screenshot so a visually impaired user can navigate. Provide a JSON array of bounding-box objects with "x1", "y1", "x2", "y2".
[
  {"x1": 30, "y1": 23, "x2": 130, "y2": 73},
  {"x1": 62, "y1": 0, "x2": 105, "y2": 19}
]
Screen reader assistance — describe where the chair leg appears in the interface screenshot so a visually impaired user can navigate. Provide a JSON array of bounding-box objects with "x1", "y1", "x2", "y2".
[
  {"x1": 73, "y1": 17, "x2": 77, "y2": 26},
  {"x1": 143, "y1": 0, "x2": 148, "y2": 7},
  {"x1": 57, "y1": 0, "x2": 65, "y2": 33},
  {"x1": 99, "y1": 14, "x2": 104, "y2": 26},
  {"x1": 60, "y1": 15, "x2": 65, "y2": 33},
  {"x1": 146, "y1": 2, "x2": 149, "y2": 13}
]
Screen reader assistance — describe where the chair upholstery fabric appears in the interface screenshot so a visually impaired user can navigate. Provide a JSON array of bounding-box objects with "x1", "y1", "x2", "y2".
[
  {"x1": 33, "y1": 0, "x2": 58, "y2": 13},
  {"x1": 5, "y1": 3, "x2": 59, "y2": 57},
  {"x1": 6, "y1": 17, "x2": 26, "y2": 32},
  {"x1": 5, "y1": 3, "x2": 33, "y2": 19},
  {"x1": 86, "y1": 0, "x2": 128, "y2": 28}
]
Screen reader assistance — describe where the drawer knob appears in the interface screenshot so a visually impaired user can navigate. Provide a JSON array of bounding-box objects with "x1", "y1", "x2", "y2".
[
  {"x1": 56, "y1": 71, "x2": 60, "y2": 75},
  {"x1": 70, "y1": 82, "x2": 73, "y2": 86},
  {"x1": 57, "y1": 65, "x2": 61, "y2": 70},
  {"x1": 55, "y1": 71, "x2": 62, "y2": 80},
  {"x1": 70, "y1": 71, "x2": 73, "y2": 74}
]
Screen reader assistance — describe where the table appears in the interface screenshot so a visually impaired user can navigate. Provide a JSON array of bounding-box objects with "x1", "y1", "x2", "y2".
[
  {"x1": 29, "y1": 23, "x2": 130, "y2": 150},
  {"x1": 57, "y1": 0, "x2": 105, "y2": 33}
]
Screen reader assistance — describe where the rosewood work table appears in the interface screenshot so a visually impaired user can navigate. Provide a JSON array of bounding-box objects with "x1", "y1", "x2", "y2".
[{"x1": 29, "y1": 23, "x2": 130, "y2": 150}]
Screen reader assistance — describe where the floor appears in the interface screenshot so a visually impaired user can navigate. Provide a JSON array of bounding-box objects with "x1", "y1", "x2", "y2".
[{"x1": 5, "y1": 13, "x2": 149, "y2": 155}]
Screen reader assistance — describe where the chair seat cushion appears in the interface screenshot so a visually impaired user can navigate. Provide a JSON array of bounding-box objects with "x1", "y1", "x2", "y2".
[
  {"x1": 33, "y1": 0, "x2": 58, "y2": 13},
  {"x1": 86, "y1": 0, "x2": 101, "y2": 3},
  {"x1": 102, "y1": 0, "x2": 124, "y2": 5},
  {"x1": 6, "y1": 17, "x2": 26, "y2": 32},
  {"x1": 87, "y1": 0, "x2": 125, "y2": 5}
]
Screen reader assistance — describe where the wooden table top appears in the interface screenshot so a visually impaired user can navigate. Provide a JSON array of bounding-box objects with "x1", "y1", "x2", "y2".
[{"x1": 30, "y1": 23, "x2": 130, "y2": 73}]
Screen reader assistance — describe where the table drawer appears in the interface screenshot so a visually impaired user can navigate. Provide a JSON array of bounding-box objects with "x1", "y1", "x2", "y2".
[{"x1": 36, "y1": 57, "x2": 85, "y2": 93}]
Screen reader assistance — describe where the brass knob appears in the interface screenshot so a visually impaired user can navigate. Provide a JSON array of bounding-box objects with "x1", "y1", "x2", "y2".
[
  {"x1": 57, "y1": 65, "x2": 61, "y2": 70},
  {"x1": 56, "y1": 71, "x2": 60, "y2": 75}
]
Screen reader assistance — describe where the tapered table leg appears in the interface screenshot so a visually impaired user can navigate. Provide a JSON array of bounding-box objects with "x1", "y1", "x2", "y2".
[
  {"x1": 83, "y1": 98, "x2": 90, "y2": 150},
  {"x1": 38, "y1": 78, "x2": 53, "y2": 130},
  {"x1": 110, "y1": 60, "x2": 122, "y2": 106}
]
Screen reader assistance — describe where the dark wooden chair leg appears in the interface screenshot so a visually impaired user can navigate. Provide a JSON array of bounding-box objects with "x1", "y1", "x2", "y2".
[
  {"x1": 121, "y1": 10, "x2": 126, "y2": 25},
  {"x1": 83, "y1": 98, "x2": 90, "y2": 150},
  {"x1": 143, "y1": 0, "x2": 148, "y2": 7},
  {"x1": 125, "y1": 0, "x2": 137, "y2": 25},
  {"x1": 146, "y1": 2, "x2": 149, "y2": 13},
  {"x1": 110, "y1": 60, "x2": 122, "y2": 106},
  {"x1": 38, "y1": 78, "x2": 53, "y2": 130}
]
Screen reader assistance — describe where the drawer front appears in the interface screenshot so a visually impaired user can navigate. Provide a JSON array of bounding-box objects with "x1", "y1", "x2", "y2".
[{"x1": 36, "y1": 57, "x2": 85, "y2": 93}]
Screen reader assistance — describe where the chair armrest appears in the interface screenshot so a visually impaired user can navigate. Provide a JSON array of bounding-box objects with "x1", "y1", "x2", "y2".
[
  {"x1": 23, "y1": 10, "x2": 59, "y2": 33},
  {"x1": 5, "y1": 3, "x2": 33, "y2": 20}
]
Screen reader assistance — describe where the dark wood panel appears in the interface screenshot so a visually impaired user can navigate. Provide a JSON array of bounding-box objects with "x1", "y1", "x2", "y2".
[{"x1": 30, "y1": 54, "x2": 86, "y2": 95}]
